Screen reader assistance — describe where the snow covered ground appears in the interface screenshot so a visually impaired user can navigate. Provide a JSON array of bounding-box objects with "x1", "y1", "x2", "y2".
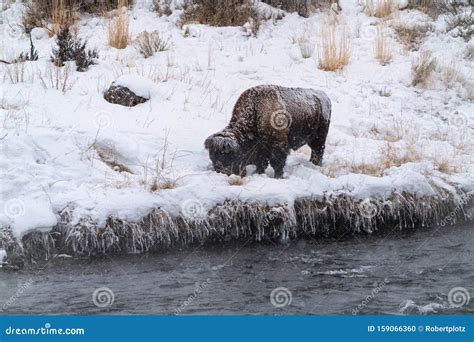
[{"x1": 0, "y1": 0, "x2": 472, "y2": 259}]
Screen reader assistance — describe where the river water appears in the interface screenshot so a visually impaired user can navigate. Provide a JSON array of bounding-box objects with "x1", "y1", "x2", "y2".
[{"x1": 0, "y1": 222, "x2": 472, "y2": 315}]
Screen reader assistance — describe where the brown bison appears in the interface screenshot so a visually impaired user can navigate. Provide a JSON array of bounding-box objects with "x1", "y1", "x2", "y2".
[{"x1": 205, "y1": 85, "x2": 331, "y2": 178}]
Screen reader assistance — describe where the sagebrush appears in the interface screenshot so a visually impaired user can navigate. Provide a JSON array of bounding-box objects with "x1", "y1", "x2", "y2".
[{"x1": 51, "y1": 27, "x2": 98, "y2": 71}]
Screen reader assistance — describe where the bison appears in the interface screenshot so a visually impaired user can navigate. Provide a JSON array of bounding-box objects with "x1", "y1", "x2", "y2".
[{"x1": 205, "y1": 85, "x2": 331, "y2": 178}]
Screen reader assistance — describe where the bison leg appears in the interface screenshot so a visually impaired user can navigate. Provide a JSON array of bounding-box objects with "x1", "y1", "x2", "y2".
[
  {"x1": 255, "y1": 160, "x2": 268, "y2": 174},
  {"x1": 255, "y1": 148, "x2": 270, "y2": 174},
  {"x1": 309, "y1": 123, "x2": 330, "y2": 166},
  {"x1": 269, "y1": 145, "x2": 289, "y2": 178}
]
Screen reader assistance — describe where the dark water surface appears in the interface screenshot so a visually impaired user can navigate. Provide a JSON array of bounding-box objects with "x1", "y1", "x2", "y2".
[{"x1": 1, "y1": 222, "x2": 472, "y2": 315}]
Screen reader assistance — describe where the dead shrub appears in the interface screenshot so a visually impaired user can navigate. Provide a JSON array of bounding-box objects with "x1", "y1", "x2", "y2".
[
  {"x1": 393, "y1": 23, "x2": 433, "y2": 51},
  {"x1": 23, "y1": 0, "x2": 133, "y2": 33},
  {"x1": 180, "y1": 0, "x2": 261, "y2": 34},
  {"x1": 446, "y1": 8, "x2": 474, "y2": 41},
  {"x1": 153, "y1": 0, "x2": 173, "y2": 16},
  {"x1": 135, "y1": 31, "x2": 171, "y2": 58},
  {"x1": 261, "y1": 0, "x2": 316, "y2": 18},
  {"x1": 23, "y1": 0, "x2": 78, "y2": 35},
  {"x1": 411, "y1": 50, "x2": 437, "y2": 87},
  {"x1": 317, "y1": 23, "x2": 350, "y2": 71},
  {"x1": 406, "y1": 0, "x2": 441, "y2": 17}
]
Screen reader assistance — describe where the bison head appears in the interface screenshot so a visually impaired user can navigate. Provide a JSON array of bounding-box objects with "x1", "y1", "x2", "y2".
[{"x1": 204, "y1": 130, "x2": 245, "y2": 175}]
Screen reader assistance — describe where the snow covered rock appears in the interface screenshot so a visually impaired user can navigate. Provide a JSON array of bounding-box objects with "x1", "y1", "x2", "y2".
[
  {"x1": 104, "y1": 85, "x2": 149, "y2": 107},
  {"x1": 104, "y1": 75, "x2": 154, "y2": 107}
]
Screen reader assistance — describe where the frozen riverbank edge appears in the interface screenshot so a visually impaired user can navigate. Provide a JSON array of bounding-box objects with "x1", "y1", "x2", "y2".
[{"x1": 1, "y1": 185, "x2": 472, "y2": 269}]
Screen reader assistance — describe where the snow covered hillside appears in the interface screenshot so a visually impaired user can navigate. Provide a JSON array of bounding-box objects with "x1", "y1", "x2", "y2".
[{"x1": 0, "y1": 0, "x2": 473, "y2": 263}]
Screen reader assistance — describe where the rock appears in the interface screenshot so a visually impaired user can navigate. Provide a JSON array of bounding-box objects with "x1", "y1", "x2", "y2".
[{"x1": 104, "y1": 84, "x2": 148, "y2": 107}]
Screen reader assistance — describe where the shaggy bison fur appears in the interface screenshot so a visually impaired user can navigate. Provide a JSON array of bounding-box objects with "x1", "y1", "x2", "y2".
[{"x1": 205, "y1": 85, "x2": 331, "y2": 178}]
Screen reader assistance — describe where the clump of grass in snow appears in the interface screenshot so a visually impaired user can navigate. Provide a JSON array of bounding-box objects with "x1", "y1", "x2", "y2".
[
  {"x1": 363, "y1": 0, "x2": 396, "y2": 18},
  {"x1": 374, "y1": 25, "x2": 392, "y2": 65},
  {"x1": 411, "y1": 50, "x2": 437, "y2": 87},
  {"x1": 108, "y1": 1, "x2": 130, "y2": 49},
  {"x1": 296, "y1": 23, "x2": 315, "y2": 59},
  {"x1": 317, "y1": 23, "x2": 350, "y2": 71}
]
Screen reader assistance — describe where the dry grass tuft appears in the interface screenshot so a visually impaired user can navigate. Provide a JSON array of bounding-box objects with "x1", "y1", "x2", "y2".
[
  {"x1": 411, "y1": 50, "x2": 437, "y2": 87},
  {"x1": 150, "y1": 178, "x2": 177, "y2": 192},
  {"x1": 108, "y1": 1, "x2": 130, "y2": 49},
  {"x1": 3, "y1": 61, "x2": 27, "y2": 84},
  {"x1": 39, "y1": 63, "x2": 74, "y2": 93},
  {"x1": 23, "y1": 0, "x2": 76, "y2": 34},
  {"x1": 465, "y1": 45, "x2": 474, "y2": 61},
  {"x1": 441, "y1": 61, "x2": 461, "y2": 89},
  {"x1": 323, "y1": 141, "x2": 422, "y2": 177},
  {"x1": 317, "y1": 23, "x2": 350, "y2": 71},
  {"x1": 296, "y1": 24, "x2": 315, "y2": 59},
  {"x1": 378, "y1": 142, "x2": 421, "y2": 172},
  {"x1": 374, "y1": 25, "x2": 392, "y2": 65},
  {"x1": 228, "y1": 175, "x2": 245, "y2": 186},
  {"x1": 363, "y1": 0, "x2": 396, "y2": 18},
  {"x1": 432, "y1": 157, "x2": 458, "y2": 174},
  {"x1": 135, "y1": 31, "x2": 171, "y2": 58}
]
